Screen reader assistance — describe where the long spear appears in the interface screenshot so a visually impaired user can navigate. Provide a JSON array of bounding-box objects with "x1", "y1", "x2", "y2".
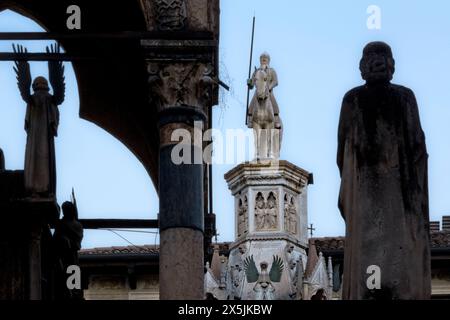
[
  {"x1": 71, "y1": 187, "x2": 79, "y2": 219},
  {"x1": 245, "y1": 16, "x2": 256, "y2": 126}
]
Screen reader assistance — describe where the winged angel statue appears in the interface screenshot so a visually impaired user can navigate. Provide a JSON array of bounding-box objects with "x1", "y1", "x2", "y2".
[
  {"x1": 13, "y1": 44, "x2": 65, "y2": 197},
  {"x1": 244, "y1": 255, "x2": 284, "y2": 300}
]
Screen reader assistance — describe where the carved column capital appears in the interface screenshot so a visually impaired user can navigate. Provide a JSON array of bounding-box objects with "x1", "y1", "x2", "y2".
[
  {"x1": 141, "y1": 0, "x2": 188, "y2": 31},
  {"x1": 148, "y1": 62, "x2": 215, "y2": 112}
]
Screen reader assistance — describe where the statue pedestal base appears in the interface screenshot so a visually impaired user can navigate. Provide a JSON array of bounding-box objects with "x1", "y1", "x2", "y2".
[
  {"x1": 224, "y1": 160, "x2": 312, "y2": 300},
  {"x1": 0, "y1": 170, "x2": 59, "y2": 300}
]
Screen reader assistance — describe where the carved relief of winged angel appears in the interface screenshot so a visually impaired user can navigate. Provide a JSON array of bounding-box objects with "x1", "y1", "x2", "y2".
[
  {"x1": 244, "y1": 255, "x2": 284, "y2": 300},
  {"x1": 13, "y1": 44, "x2": 65, "y2": 197}
]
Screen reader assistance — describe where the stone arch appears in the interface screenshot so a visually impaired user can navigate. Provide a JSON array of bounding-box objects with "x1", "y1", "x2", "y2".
[
  {"x1": 0, "y1": 1, "x2": 160, "y2": 189},
  {"x1": 0, "y1": 9, "x2": 158, "y2": 226}
]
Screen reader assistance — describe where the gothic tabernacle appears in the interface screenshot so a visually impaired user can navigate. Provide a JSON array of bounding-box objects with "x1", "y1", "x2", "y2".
[
  {"x1": 204, "y1": 51, "x2": 334, "y2": 301},
  {"x1": 337, "y1": 42, "x2": 431, "y2": 299}
]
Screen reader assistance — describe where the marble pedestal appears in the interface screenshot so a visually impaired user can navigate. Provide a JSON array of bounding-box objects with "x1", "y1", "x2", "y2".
[{"x1": 224, "y1": 160, "x2": 312, "y2": 300}]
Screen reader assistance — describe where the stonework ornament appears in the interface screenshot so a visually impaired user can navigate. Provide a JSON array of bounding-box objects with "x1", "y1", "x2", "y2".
[
  {"x1": 148, "y1": 62, "x2": 214, "y2": 110},
  {"x1": 237, "y1": 196, "x2": 248, "y2": 237},
  {"x1": 225, "y1": 245, "x2": 246, "y2": 299},
  {"x1": 153, "y1": 0, "x2": 187, "y2": 31},
  {"x1": 254, "y1": 192, "x2": 278, "y2": 231},
  {"x1": 265, "y1": 192, "x2": 278, "y2": 230},
  {"x1": 284, "y1": 244, "x2": 302, "y2": 298},
  {"x1": 244, "y1": 255, "x2": 284, "y2": 300},
  {"x1": 254, "y1": 192, "x2": 265, "y2": 230},
  {"x1": 284, "y1": 194, "x2": 297, "y2": 235}
]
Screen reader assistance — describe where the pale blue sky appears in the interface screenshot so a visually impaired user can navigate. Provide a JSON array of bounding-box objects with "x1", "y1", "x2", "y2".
[{"x1": 1, "y1": 1, "x2": 450, "y2": 248}]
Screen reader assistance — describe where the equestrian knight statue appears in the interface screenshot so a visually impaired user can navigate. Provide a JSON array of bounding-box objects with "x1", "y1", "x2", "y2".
[{"x1": 247, "y1": 52, "x2": 283, "y2": 160}]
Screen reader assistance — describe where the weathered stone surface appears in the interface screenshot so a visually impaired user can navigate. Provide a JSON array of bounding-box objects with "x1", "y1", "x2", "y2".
[
  {"x1": 337, "y1": 41, "x2": 431, "y2": 300},
  {"x1": 140, "y1": 0, "x2": 219, "y2": 34},
  {"x1": 159, "y1": 228, "x2": 204, "y2": 299},
  {"x1": 148, "y1": 62, "x2": 214, "y2": 112},
  {"x1": 13, "y1": 44, "x2": 65, "y2": 197}
]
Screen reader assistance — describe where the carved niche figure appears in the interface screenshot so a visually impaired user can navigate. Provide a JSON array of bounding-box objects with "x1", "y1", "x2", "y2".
[
  {"x1": 284, "y1": 194, "x2": 297, "y2": 235},
  {"x1": 254, "y1": 192, "x2": 266, "y2": 230},
  {"x1": 255, "y1": 192, "x2": 278, "y2": 231},
  {"x1": 244, "y1": 255, "x2": 284, "y2": 300},
  {"x1": 337, "y1": 42, "x2": 431, "y2": 299},
  {"x1": 13, "y1": 44, "x2": 65, "y2": 197},
  {"x1": 284, "y1": 244, "x2": 300, "y2": 298},
  {"x1": 53, "y1": 197, "x2": 84, "y2": 300},
  {"x1": 247, "y1": 52, "x2": 283, "y2": 159},
  {"x1": 288, "y1": 197, "x2": 297, "y2": 234},
  {"x1": 264, "y1": 192, "x2": 278, "y2": 230},
  {"x1": 237, "y1": 196, "x2": 248, "y2": 237},
  {"x1": 230, "y1": 245, "x2": 246, "y2": 299},
  {"x1": 284, "y1": 195, "x2": 290, "y2": 231}
]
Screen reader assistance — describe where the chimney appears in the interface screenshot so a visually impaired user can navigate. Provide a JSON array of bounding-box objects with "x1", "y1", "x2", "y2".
[
  {"x1": 429, "y1": 221, "x2": 440, "y2": 233},
  {"x1": 443, "y1": 216, "x2": 450, "y2": 231}
]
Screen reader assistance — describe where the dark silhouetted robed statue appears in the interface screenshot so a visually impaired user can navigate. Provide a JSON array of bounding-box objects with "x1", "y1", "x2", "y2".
[
  {"x1": 337, "y1": 42, "x2": 431, "y2": 300},
  {"x1": 13, "y1": 44, "x2": 65, "y2": 198}
]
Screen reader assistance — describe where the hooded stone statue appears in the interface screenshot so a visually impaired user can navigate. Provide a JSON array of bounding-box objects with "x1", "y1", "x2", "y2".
[
  {"x1": 13, "y1": 44, "x2": 65, "y2": 197},
  {"x1": 337, "y1": 42, "x2": 431, "y2": 299},
  {"x1": 53, "y1": 200, "x2": 84, "y2": 300}
]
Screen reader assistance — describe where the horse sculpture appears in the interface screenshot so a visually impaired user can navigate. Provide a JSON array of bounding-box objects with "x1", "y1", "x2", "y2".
[{"x1": 247, "y1": 68, "x2": 282, "y2": 159}]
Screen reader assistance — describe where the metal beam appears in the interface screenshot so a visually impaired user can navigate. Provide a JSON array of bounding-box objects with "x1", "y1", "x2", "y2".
[
  {"x1": 0, "y1": 31, "x2": 214, "y2": 41},
  {"x1": 79, "y1": 219, "x2": 159, "y2": 230},
  {"x1": 0, "y1": 53, "x2": 97, "y2": 61}
]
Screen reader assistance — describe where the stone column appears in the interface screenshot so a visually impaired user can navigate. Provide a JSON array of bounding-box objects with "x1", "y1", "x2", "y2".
[
  {"x1": 141, "y1": 0, "x2": 219, "y2": 299},
  {"x1": 29, "y1": 225, "x2": 43, "y2": 300},
  {"x1": 149, "y1": 62, "x2": 215, "y2": 299}
]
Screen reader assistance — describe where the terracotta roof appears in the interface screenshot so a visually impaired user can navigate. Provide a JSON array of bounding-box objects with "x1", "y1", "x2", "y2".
[
  {"x1": 79, "y1": 232, "x2": 450, "y2": 257},
  {"x1": 312, "y1": 237, "x2": 345, "y2": 251},
  {"x1": 312, "y1": 231, "x2": 450, "y2": 252},
  {"x1": 430, "y1": 231, "x2": 450, "y2": 248},
  {"x1": 80, "y1": 245, "x2": 159, "y2": 256}
]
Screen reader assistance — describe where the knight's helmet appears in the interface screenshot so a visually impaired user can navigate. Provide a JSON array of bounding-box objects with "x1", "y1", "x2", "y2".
[{"x1": 260, "y1": 52, "x2": 271, "y2": 64}]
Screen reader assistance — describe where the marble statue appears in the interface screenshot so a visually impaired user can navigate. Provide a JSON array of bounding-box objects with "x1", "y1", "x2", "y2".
[
  {"x1": 255, "y1": 193, "x2": 266, "y2": 230},
  {"x1": 247, "y1": 52, "x2": 283, "y2": 159},
  {"x1": 265, "y1": 193, "x2": 278, "y2": 230},
  {"x1": 237, "y1": 196, "x2": 248, "y2": 237},
  {"x1": 13, "y1": 44, "x2": 65, "y2": 197},
  {"x1": 284, "y1": 194, "x2": 297, "y2": 234},
  {"x1": 337, "y1": 41, "x2": 431, "y2": 299}
]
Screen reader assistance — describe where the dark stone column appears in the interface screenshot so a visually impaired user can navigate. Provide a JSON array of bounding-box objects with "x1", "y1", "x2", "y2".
[
  {"x1": 142, "y1": 0, "x2": 220, "y2": 297},
  {"x1": 158, "y1": 107, "x2": 206, "y2": 299}
]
